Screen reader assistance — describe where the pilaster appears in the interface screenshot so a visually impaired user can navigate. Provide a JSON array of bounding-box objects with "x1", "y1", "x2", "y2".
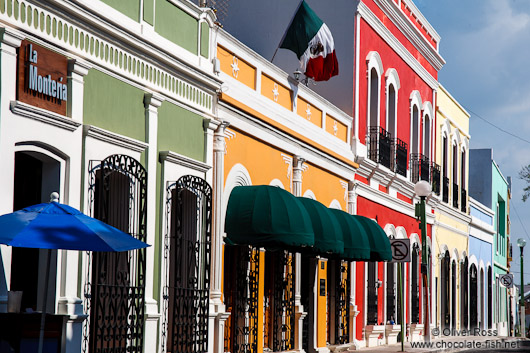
[
  {"x1": 143, "y1": 92, "x2": 164, "y2": 350},
  {"x1": 210, "y1": 120, "x2": 230, "y2": 353}
]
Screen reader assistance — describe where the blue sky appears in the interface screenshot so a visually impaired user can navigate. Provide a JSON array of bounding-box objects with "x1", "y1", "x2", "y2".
[{"x1": 416, "y1": 0, "x2": 530, "y2": 285}]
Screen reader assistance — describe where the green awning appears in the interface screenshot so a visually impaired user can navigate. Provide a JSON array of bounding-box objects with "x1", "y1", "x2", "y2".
[
  {"x1": 224, "y1": 185, "x2": 314, "y2": 249},
  {"x1": 354, "y1": 216, "x2": 392, "y2": 261},
  {"x1": 329, "y1": 209, "x2": 371, "y2": 260},
  {"x1": 297, "y1": 197, "x2": 344, "y2": 256}
]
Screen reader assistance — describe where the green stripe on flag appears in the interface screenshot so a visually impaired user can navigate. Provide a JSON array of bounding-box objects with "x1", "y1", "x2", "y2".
[{"x1": 280, "y1": 1, "x2": 323, "y2": 59}]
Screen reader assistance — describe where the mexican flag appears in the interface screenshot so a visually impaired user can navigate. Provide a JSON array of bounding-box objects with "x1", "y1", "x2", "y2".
[{"x1": 279, "y1": 1, "x2": 338, "y2": 81}]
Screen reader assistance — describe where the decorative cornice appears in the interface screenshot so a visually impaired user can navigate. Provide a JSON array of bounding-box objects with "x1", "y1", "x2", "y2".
[
  {"x1": 374, "y1": 0, "x2": 445, "y2": 70},
  {"x1": 159, "y1": 151, "x2": 211, "y2": 173},
  {"x1": 10, "y1": 100, "x2": 82, "y2": 132},
  {"x1": 0, "y1": 27, "x2": 24, "y2": 48},
  {"x1": 83, "y1": 125, "x2": 148, "y2": 153},
  {"x1": 357, "y1": 2, "x2": 438, "y2": 89},
  {"x1": 436, "y1": 200, "x2": 472, "y2": 224},
  {"x1": 433, "y1": 220, "x2": 469, "y2": 238}
]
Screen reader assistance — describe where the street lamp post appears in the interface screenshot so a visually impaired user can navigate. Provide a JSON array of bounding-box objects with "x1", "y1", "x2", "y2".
[
  {"x1": 517, "y1": 238, "x2": 526, "y2": 337},
  {"x1": 415, "y1": 181, "x2": 432, "y2": 343}
]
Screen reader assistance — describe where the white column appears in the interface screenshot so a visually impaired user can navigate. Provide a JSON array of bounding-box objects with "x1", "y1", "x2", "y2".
[
  {"x1": 210, "y1": 121, "x2": 230, "y2": 353},
  {"x1": 348, "y1": 181, "x2": 360, "y2": 347},
  {"x1": 57, "y1": 59, "x2": 91, "y2": 353},
  {"x1": 0, "y1": 28, "x2": 24, "y2": 312},
  {"x1": 292, "y1": 156, "x2": 306, "y2": 351},
  {"x1": 143, "y1": 93, "x2": 164, "y2": 352}
]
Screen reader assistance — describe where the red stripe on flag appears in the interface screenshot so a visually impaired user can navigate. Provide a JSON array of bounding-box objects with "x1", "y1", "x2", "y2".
[{"x1": 305, "y1": 50, "x2": 339, "y2": 81}]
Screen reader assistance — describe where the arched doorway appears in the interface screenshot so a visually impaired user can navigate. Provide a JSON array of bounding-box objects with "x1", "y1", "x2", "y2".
[
  {"x1": 411, "y1": 244, "x2": 420, "y2": 324},
  {"x1": 480, "y1": 268, "x2": 485, "y2": 329},
  {"x1": 387, "y1": 262, "x2": 397, "y2": 324},
  {"x1": 487, "y1": 266, "x2": 492, "y2": 328},
  {"x1": 451, "y1": 260, "x2": 457, "y2": 329},
  {"x1": 461, "y1": 257, "x2": 468, "y2": 329},
  {"x1": 440, "y1": 251, "x2": 451, "y2": 329},
  {"x1": 470, "y1": 264, "x2": 478, "y2": 329},
  {"x1": 11, "y1": 150, "x2": 62, "y2": 314}
]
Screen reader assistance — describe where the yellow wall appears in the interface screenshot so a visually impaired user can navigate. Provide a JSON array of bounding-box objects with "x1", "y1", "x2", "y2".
[
  {"x1": 217, "y1": 45, "x2": 256, "y2": 89},
  {"x1": 297, "y1": 97, "x2": 322, "y2": 128},
  {"x1": 317, "y1": 260, "x2": 327, "y2": 347},
  {"x1": 224, "y1": 128, "x2": 291, "y2": 188},
  {"x1": 325, "y1": 114, "x2": 348, "y2": 143},
  {"x1": 261, "y1": 74, "x2": 292, "y2": 110},
  {"x1": 302, "y1": 162, "x2": 347, "y2": 210}
]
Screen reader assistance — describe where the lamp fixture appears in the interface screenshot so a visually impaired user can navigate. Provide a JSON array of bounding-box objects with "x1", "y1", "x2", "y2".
[
  {"x1": 414, "y1": 180, "x2": 432, "y2": 198},
  {"x1": 517, "y1": 238, "x2": 526, "y2": 249},
  {"x1": 293, "y1": 69, "x2": 302, "y2": 81}
]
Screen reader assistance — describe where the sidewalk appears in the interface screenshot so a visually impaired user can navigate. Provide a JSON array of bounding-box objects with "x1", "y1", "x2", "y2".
[{"x1": 354, "y1": 336, "x2": 526, "y2": 352}]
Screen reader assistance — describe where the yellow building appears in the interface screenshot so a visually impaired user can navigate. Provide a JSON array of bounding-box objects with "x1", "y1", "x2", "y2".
[
  {"x1": 432, "y1": 84, "x2": 471, "y2": 333},
  {"x1": 209, "y1": 30, "x2": 362, "y2": 353}
]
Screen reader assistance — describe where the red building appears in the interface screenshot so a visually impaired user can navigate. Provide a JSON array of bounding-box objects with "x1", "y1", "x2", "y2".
[{"x1": 351, "y1": 0, "x2": 444, "y2": 346}]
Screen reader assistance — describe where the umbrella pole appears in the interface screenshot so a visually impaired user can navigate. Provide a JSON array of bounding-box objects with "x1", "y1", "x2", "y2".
[{"x1": 37, "y1": 249, "x2": 52, "y2": 353}]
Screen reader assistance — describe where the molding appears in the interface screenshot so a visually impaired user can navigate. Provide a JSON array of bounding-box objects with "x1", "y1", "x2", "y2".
[
  {"x1": 10, "y1": 100, "x2": 82, "y2": 132},
  {"x1": 433, "y1": 220, "x2": 469, "y2": 238},
  {"x1": 469, "y1": 229, "x2": 494, "y2": 244},
  {"x1": 0, "y1": 1, "x2": 220, "y2": 116},
  {"x1": 437, "y1": 107, "x2": 470, "y2": 139},
  {"x1": 83, "y1": 125, "x2": 148, "y2": 153},
  {"x1": 436, "y1": 200, "x2": 472, "y2": 224},
  {"x1": 493, "y1": 261, "x2": 509, "y2": 272},
  {"x1": 0, "y1": 26, "x2": 25, "y2": 48},
  {"x1": 218, "y1": 102, "x2": 356, "y2": 180},
  {"x1": 357, "y1": 2, "x2": 438, "y2": 89},
  {"x1": 159, "y1": 151, "x2": 211, "y2": 173},
  {"x1": 374, "y1": 0, "x2": 445, "y2": 70}
]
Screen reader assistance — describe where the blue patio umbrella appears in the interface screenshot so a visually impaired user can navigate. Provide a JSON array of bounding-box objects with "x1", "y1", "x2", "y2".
[{"x1": 0, "y1": 192, "x2": 149, "y2": 353}]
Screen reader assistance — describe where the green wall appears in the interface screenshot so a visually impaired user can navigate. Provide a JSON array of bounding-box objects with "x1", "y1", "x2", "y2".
[
  {"x1": 200, "y1": 21, "x2": 209, "y2": 58},
  {"x1": 101, "y1": 0, "x2": 141, "y2": 22},
  {"x1": 143, "y1": 0, "x2": 154, "y2": 25},
  {"x1": 157, "y1": 101, "x2": 205, "y2": 161},
  {"x1": 155, "y1": 0, "x2": 198, "y2": 54},
  {"x1": 83, "y1": 69, "x2": 146, "y2": 142}
]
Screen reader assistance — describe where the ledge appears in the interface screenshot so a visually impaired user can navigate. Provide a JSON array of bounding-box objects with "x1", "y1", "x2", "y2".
[
  {"x1": 83, "y1": 125, "x2": 148, "y2": 153},
  {"x1": 159, "y1": 151, "x2": 211, "y2": 173},
  {"x1": 10, "y1": 100, "x2": 82, "y2": 132}
]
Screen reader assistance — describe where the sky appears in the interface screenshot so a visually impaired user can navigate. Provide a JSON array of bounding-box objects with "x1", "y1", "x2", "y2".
[{"x1": 416, "y1": 0, "x2": 530, "y2": 286}]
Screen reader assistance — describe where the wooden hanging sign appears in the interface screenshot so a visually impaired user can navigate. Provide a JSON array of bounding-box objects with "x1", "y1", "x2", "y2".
[{"x1": 17, "y1": 40, "x2": 68, "y2": 116}]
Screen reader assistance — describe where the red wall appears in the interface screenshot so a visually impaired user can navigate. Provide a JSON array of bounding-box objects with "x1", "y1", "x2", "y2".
[
  {"x1": 356, "y1": 13, "x2": 436, "y2": 153},
  {"x1": 354, "y1": 196, "x2": 432, "y2": 340}
]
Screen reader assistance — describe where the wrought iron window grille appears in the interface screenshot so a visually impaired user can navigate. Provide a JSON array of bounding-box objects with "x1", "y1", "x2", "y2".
[
  {"x1": 461, "y1": 188, "x2": 467, "y2": 213},
  {"x1": 393, "y1": 138, "x2": 408, "y2": 177},
  {"x1": 411, "y1": 244, "x2": 420, "y2": 324},
  {"x1": 334, "y1": 261, "x2": 350, "y2": 344},
  {"x1": 453, "y1": 182, "x2": 459, "y2": 209},
  {"x1": 83, "y1": 155, "x2": 147, "y2": 353},
  {"x1": 442, "y1": 177, "x2": 449, "y2": 203},
  {"x1": 161, "y1": 176, "x2": 212, "y2": 353},
  {"x1": 367, "y1": 262, "x2": 378, "y2": 325},
  {"x1": 368, "y1": 127, "x2": 392, "y2": 169},
  {"x1": 431, "y1": 163, "x2": 441, "y2": 195}
]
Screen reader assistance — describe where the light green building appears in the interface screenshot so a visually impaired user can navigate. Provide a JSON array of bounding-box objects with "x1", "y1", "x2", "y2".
[{"x1": 0, "y1": 0, "x2": 222, "y2": 352}]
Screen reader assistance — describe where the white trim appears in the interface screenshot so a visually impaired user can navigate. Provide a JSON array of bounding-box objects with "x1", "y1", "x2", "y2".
[
  {"x1": 83, "y1": 125, "x2": 148, "y2": 153},
  {"x1": 159, "y1": 151, "x2": 211, "y2": 173},
  {"x1": 409, "y1": 91, "x2": 422, "y2": 155},
  {"x1": 270, "y1": 179, "x2": 286, "y2": 189},
  {"x1": 329, "y1": 199, "x2": 342, "y2": 210},
  {"x1": 10, "y1": 101, "x2": 82, "y2": 132},
  {"x1": 437, "y1": 107, "x2": 470, "y2": 139},
  {"x1": 433, "y1": 221, "x2": 469, "y2": 238},
  {"x1": 375, "y1": 0, "x2": 444, "y2": 69},
  {"x1": 303, "y1": 189, "x2": 316, "y2": 199},
  {"x1": 385, "y1": 68, "x2": 400, "y2": 137},
  {"x1": 357, "y1": 2, "x2": 438, "y2": 89}
]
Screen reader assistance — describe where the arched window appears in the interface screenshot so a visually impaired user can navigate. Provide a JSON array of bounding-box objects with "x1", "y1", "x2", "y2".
[
  {"x1": 442, "y1": 133, "x2": 449, "y2": 203},
  {"x1": 388, "y1": 84, "x2": 397, "y2": 136},
  {"x1": 423, "y1": 115, "x2": 431, "y2": 159},
  {"x1": 369, "y1": 68, "x2": 379, "y2": 129},
  {"x1": 452, "y1": 142, "x2": 459, "y2": 208},
  {"x1": 461, "y1": 148, "x2": 467, "y2": 212},
  {"x1": 411, "y1": 105, "x2": 420, "y2": 155}
]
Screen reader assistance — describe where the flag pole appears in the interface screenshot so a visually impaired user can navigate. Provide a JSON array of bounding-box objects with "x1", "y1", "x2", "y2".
[{"x1": 271, "y1": 0, "x2": 304, "y2": 62}]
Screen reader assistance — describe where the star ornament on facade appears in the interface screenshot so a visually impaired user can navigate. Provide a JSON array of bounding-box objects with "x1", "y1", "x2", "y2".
[
  {"x1": 231, "y1": 56, "x2": 239, "y2": 78},
  {"x1": 272, "y1": 83, "x2": 279, "y2": 102},
  {"x1": 306, "y1": 104, "x2": 312, "y2": 120},
  {"x1": 333, "y1": 121, "x2": 338, "y2": 136}
]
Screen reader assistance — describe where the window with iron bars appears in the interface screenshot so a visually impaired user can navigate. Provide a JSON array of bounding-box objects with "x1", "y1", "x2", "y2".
[
  {"x1": 442, "y1": 177, "x2": 449, "y2": 203},
  {"x1": 393, "y1": 138, "x2": 408, "y2": 177},
  {"x1": 409, "y1": 154, "x2": 430, "y2": 184},
  {"x1": 453, "y1": 182, "x2": 459, "y2": 209},
  {"x1": 431, "y1": 163, "x2": 441, "y2": 195},
  {"x1": 368, "y1": 127, "x2": 392, "y2": 169}
]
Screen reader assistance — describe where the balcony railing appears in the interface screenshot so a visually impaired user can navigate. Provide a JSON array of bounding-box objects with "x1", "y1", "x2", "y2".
[
  {"x1": 453, "y1": 182, "x2": 459, "y2": 208},
  {"x1": 461, "y1": 188, "x2": 467, "y2": 212},
  {"x1": 394, "y1": 138, "x2": 408, "y2": 177},
  {"x1": 442, "y1": 176, "x2": 449, "y2": 203},
  {"x1": 409, "y1": 153, "x2": 430, "y2": 184},
  {"x1": 368, "y1": 127, "x2": 392, "y2": 169},
  {"x1": 431, "y1": 163, "x2": 441, "y2": 195}
]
